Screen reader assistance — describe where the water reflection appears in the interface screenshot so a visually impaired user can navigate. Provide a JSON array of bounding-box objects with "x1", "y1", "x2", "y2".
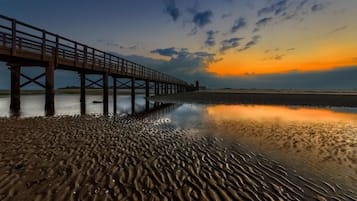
[
  {"x1": 149, "y1": 104, "x2": 357, "y2": 190},
  {"x1": 206, "y1": 104, "x2": 357, "y2": 123},
  {"x1": 202, "y1": 105, "x2": 357, "y2": 190},
  {"x1": 0, "y1": 94, "x2": 151, "y2": 117}
]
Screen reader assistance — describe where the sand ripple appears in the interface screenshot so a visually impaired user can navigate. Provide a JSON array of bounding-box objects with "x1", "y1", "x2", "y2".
[{"x1": 0, "y1": 115, "x2": 356, "y2": 200}]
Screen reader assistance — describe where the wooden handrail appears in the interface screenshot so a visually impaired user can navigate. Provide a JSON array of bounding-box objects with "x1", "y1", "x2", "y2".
[{"x1": 0, "y1": 14, "x2": 189, "y2": 85}]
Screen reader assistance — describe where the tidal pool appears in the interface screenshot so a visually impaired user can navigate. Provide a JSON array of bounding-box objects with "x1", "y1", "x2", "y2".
[{"x1": 159, "y1": 104, "x2": 357, "y2": 191}]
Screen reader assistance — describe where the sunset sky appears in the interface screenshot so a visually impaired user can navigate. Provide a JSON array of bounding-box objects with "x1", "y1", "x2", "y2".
[{"x1": 0, "y1": 0, "x2": 357, "y2": 89}]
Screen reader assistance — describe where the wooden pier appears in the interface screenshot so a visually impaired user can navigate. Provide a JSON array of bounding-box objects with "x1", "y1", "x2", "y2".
[{"x1": 0, "y1": 15, "x2": 194, "y2": 116}]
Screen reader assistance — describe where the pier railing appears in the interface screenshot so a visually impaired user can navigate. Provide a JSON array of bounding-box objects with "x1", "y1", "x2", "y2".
[{"x1": 0, "y1": 15, "x2": 187, "y2": 85}]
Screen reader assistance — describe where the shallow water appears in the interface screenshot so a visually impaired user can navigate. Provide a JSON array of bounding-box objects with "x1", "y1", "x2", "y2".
[
  {"x1": 161, "y1": 104, "x2": 357, "y2": 191},
  {"x1": 0, "y1": 94, "x2": 149, "y2": 117}
]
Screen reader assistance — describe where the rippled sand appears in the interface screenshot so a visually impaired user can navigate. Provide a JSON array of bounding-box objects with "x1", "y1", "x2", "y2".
[
  {"x1": 204, "y1": 105, "x2": 357, "y2": 190},
  {"x1": 0, "y1": 116, "x2": 356, "y2": 200}
]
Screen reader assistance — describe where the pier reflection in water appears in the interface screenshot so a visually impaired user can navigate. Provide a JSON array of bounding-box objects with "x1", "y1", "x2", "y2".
[{"x1": 0, "y1": 94, "x2": 166, "y2": 117}]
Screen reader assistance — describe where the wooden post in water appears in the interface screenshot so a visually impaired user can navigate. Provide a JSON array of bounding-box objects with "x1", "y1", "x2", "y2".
[
  {"x1": 113, "y1": 77, "x2": 117, "y2": 115},
  {"x1": 9, "y1": 64, "x2": 20, "y2": 115},
  {"x1": 154, "y1": 81, "x2": 158, "y2": 96},
  {"x1": 145, "y1": 80, "x2": 149, "y2": 111},
  {"x1": 161, "y1": 82, "x2": 164, "y2": 95},
  {"x1": 131, "y1": 77, "x2": 135, "y2": 114},
  {"x1": 45, "y1": 63, "x2": 55, "y2": 116},
  {"x1": 103, "y1": 72, "x2": 109, "y2": 115},
  {"x1": 80, "y1": 72, "x2": 86, "y2": 115}
]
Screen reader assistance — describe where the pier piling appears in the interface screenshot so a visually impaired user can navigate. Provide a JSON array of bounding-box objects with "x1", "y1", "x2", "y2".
[
  {"x1": 9, "y1": 64, "x2": 20, "y2": 115},
  {"x1": 80, "y1": 72, "x2": 86, "y2": 115},
  {"x1": 103, "y1": 72, "x2": 109, "y2": 115},
  {"x1": 45, "y1": 63, "x2": 55, "y2": 116}
]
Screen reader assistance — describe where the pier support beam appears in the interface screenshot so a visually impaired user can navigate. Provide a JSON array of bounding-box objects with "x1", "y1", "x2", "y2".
[
  {"x1": 131, "y1": 77, "x2": 135, "y2": 114},
  {"x1": 161, "y1": 82, "x2": 164, "y2": 95},
  {"x1": 154, "y1": 81, "x2": 158, "y2": 96},
  {"x1": 145, "y1": 80, "x2": 149, "y2": 111},
  {"x1": 103, "y1": 72, "x2": 109, "y2": 115},
  {"x1": 80, "y1": 72, "x2": 86, "y2": 115},
  {"x1": 45, "y1": 63, "x2": 55, "y2": 116},
  {"x1": 113, "y1": 77, "x2": 117, "y2": 115},
  {"x1": 165, "y1": 83, "x2": 168, "y2": 95},
  {"x1": 9, "y1": 64, "x2": 21, "y2": 115}
]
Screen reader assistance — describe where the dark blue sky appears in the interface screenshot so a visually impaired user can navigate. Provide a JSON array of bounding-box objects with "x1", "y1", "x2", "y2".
[{"x1": 0, "y1": 0, "x2": 356, "y2": 89}]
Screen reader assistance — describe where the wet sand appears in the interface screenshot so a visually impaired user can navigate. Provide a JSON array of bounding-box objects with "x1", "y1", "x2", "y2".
[
  {"x1": 0, "y1": 115, "x2": 356, "y2": 200},
  {"x1": 204, "y1": 105, "x2": 357, "y2": 191},
  {"x1": 150, "y1": 90, "x2": 357, "y2": 107}
]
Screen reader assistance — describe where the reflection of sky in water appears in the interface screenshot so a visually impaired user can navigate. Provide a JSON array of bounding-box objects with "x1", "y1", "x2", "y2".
[
  {"x1": 158, "y1": 104, "x2": 357, "y2": 190},
  {"x1": 161, "y1": 104, "x2": 205, "y2": 129},
  {"x1": 206, "y1": 105, "x2": 357, "y2": 123},
  {"x1": 0, "y1": 94, "x2": 149, "y2": 117}
]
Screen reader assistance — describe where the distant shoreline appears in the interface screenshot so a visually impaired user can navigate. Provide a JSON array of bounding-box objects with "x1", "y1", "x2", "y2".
[{"x1": 150, "y1": 90, "x2": 357, "y2": 107}]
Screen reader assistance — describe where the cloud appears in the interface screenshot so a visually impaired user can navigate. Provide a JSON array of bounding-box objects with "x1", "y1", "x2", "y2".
[
  {"x1": 120, "y1": 45, "x2": 137, "y2": 50},
  {"x1": 220, "y1": 37, "x2": 244, "y2": 53},
  {"x1": 97, "y1": 40, "x2": 139, "y2": 51},
  {"x1": 272, "y1": 54, "x2": 285, "y2": 60},
  {"x1": 192, "y1": 10, "x2": 214, "y2": 28},
  {"x1": 258, "y1": 0, "x2": 288, "y2": 16},
  {"x1": 151, "y1": 47, "x2": 178, "y2": 57},
  {"x1": 256, "y1": 17, "x2": 273, "y2": 27},
  {"x1": 205, "y1": 30, "x2": 218, "y2": 47},
  {"x1": 328, "y1": 25, "x2": 348, "y2": 34},
  {"x1": 231, "y1": 17, "x2": 247, "y2": 33},
  {"x1": 221, "y1": 13, "x2": 232, "y2": 19},
  {"x1": 239, "y1": 35, "x2": 261, "y2": 52},
  {"x1": 150, "y1": 47, "x2": 216, "y2": 75},
  {"x1": 296, "y1": 0, "x2": 310, "y2": 10},
  {"x1": 163, "y1": 0, "x2": 180, "y2": 21},
  {"x1": 256, "y1": 0, "x2": 329, "y2": 24},
  {"x1": 311, "y1": 3, "x2": 324, "y2": 12},
  {"x1": 97, "y1": 39, "x2": 119, "y2": 47},
  {"x1": 253, "y1": 17, "x2": 273, "y2": 32}
]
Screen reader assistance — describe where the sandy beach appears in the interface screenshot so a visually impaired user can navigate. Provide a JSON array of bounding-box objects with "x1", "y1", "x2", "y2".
[{"x1": 0, "y1": 114, "x2": 356, "y2": 201}]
